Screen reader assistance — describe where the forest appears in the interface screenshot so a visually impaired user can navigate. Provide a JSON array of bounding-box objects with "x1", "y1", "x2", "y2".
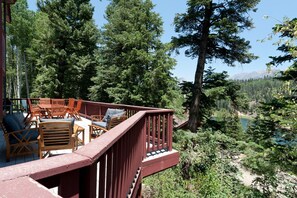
[{"x1": 5, "y1": 0, "x2": 297, "y2": 197}]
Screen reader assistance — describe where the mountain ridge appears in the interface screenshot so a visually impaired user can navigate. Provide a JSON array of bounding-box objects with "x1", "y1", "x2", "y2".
[{"x1": 230, "y1": 69, "x2": 281, "y2": 80}]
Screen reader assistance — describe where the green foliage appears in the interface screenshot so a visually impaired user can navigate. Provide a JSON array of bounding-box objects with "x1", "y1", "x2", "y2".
[
  {"x1": 144, "y1": 129, "x2": 263, "y2": 197},
  {"x1": 237, "y1": 17, "x2": 297, "y2": 197},
  {"x1": 236, "y1": 78, "x2": 288, "y2": 113},
  {"x1": 246, "y1": 17, "x2": 297, "y2": 176},
  {"x1": 247, "y1": 96, "x2": 297, "y2": 174},
  {"x1": 89, "y1": 0, "x2": 183, "y2": 110},
  {"x1": 172, "y1": 0, "x2": 259, "y2": 63},
  {"x1": 28, "y1": 0, "x2": 99, "y2": 98},
  {"x1": 212, "y1": 109, "x2": 245, "y2": 141},
  {"x1": 179, "y1": 68, "x2": 248, "y2": 134}
]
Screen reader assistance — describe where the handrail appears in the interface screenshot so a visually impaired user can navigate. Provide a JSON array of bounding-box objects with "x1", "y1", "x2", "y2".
[{"x1": 0, "y1": 99, "x2": 176, "y2": 197}]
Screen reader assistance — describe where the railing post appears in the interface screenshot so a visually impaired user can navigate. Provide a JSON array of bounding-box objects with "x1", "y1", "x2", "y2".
[
  {"x1": 58, "y1": 169, "x2": 80, "y2": 198},
  {"x1": 79, "y1": 163, "x2": 97, "y2": 197},
  {"x1": 168, "y1": 112, "x2": 173, "y2": 151}
]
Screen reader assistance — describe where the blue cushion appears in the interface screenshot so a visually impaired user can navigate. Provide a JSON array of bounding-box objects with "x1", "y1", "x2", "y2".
[
  {"x1": 93, "y1": 121, "x2": 107, "y2": 128},
  {"x1": 22, "y1": 128, "x2": 39, "y2": 140},
  {"x1": 12, "y1": 113, "x2": 26, "y2": 129},
  {"x1": 106, "y1": 112, "x2": 126, "y2": 125},
  {"x1": 103, "y1": 108, "x2": 125, "y2": 122},
  {"x1": 40, "y1": 118, "x2": 75, "y2": 128},
  {"x1": 3, "y1": 115, "x2": 22, "y2": 132}
]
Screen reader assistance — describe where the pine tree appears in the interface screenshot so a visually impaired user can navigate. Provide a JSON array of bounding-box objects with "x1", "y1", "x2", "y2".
[
  {"x1": 248, "y1": 18, "x2": 297, "y2": 175},
  {"x1": 28, "y1": 0, "x2": 99, "y2": 98},
  {"x1": 172, "y1": 0, "x2": 259, "y2": 132},
  {"x1": 89, "y1": 0, "x2": 183, "y2": 109},
  {"x1": 7, "y1": 0, "x2": 35, "y2": 98}
]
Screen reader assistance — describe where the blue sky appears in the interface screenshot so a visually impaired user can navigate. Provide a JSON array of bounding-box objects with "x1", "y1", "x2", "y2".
[{"x1": 28, "y1": 0, "x2": 297, "y2": 81}]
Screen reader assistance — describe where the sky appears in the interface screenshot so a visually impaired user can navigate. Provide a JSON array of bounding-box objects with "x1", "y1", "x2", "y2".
[{"x1": 28, "y1": 0, "x2": 297, "y2": 82}]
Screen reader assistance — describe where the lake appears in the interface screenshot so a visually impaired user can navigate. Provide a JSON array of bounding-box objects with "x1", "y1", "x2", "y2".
[{"x1": 240, "y1": 117, "x2": 250, "y2": 131}]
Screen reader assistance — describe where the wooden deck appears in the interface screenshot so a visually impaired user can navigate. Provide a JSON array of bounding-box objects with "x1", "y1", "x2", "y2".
[{"x1": 0, "y1": 100, "x2": 179, "y2": 197}]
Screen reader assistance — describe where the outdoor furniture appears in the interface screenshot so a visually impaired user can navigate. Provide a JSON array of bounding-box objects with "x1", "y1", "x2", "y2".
[
  {"x1": 51, "y1": 99, "x2": 65, "y2": 106},
  {"x1": 68, "y1": 99, "x2": 82, "y2": 120},
  {"x1": 39, "y1": 118, "x2": 84, "y2": 150},
  {"x1": 38, "y1": 121, "x2": 76, "y2": 159},
  {"x1": 27, "y1": 98, "x2": 44, "y2": 121},
  {"x1": 0, "y1": 113, "x2": 39, "y2": 162},
  {"x1": 47, "y1": 106, "x2": 67, "y2": 118},
  {"x1": 89, "y1": 108, "x2": 127, "y2": 142},
  {"x1": 38, "y1": 103, "x2": 66, "y2": 118},
  {"x1": 39, "y1": 98, "x2": 51, "y2": 105},
  {"x1": 74, "y1": 124, "x2": 85, "y2": 148},
  {"x1": 65, "y1": 98, "x2": 75, "y2": 117}
]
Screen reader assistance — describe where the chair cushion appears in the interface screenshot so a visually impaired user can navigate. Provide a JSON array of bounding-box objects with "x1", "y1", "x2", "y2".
[
  {"x1": 102, "y1": 108, "x2": 125, "y2": 122},
  {"x1": 108, "y1": 111, "x2": 126, "y2": 124},
  {"x1": 93, "y1": 121, "x2": 108, "y2": 128},
  {"x1": 3, "y1": 114, "x2": 22, "y2": 132},
  {"x1": 12, "y1": 113, "x2": 26, "y2": 129},
  {"x1": 40, "y1": 118, "x2": 75, "y2": 128}
]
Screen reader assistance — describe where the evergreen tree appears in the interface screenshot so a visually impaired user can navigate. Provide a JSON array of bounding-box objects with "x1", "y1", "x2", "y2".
[
  {"x1": 247, "y1": 18, "x2": 297, "y2": 177},
  {"x1": 172, "y1": 0, "x2": 259, "y2": 132},
  {"x1": 89, "y1": 0, "x2": 183, "y2": 109},
  {"x1": 7, "y1": 0, "x2": 35, "y2": 98},
  {"x1": 28, "y1": 0, "x2": 99, "y2": 98}
]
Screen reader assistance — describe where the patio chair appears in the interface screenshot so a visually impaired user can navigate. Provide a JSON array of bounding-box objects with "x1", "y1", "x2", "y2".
[
  {"x1": 0, "y1": 113, "x2": 39, "y2": 162},
  {"x1": 40, "y1": 118, "x2": 84, "y2": 150},
  {"x1": 65, "y1": 98, "x2": 75, "y2": 117},
  {"x1": 27, "y1": 98, "x2": 44, "y2": 121},
  {"x1": 89, "y1": 108, "x2": 127, "y2": 142},
  {"x1": 68, "y1": 99, "x2": 82, "y2": 120},
  {"x1": 38, "y1": 121, "x2": 76, "y2": 159}
]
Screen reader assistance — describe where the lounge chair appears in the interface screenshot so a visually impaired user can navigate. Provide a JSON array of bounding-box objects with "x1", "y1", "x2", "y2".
[
  {"x1": 89, "y1": 108, "x2": 127, "y2": 142},
  {"x1": 0, "y1": 113, "x2": 39, "y2": 161},
  {"x1": 38, "y1": 121, "x2": 76, "y2": 159}
]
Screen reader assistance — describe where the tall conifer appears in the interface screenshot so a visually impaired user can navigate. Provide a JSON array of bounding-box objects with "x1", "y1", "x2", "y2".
[
  {"x1": 29, "y1": 0, "x2": 99, "y2": 98},
  {"x1": 172, "y1": 0, "x2": 259, "y2": 132},
  {"x1": 90, "y1": 0, "x2": 182, "y2": 109}
]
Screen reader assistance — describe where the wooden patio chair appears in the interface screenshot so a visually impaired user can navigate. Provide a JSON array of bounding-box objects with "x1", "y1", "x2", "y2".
[
  {"x1": 89, "y1": 108, "x2": 127, "y2": 142},
  {"x1": 68, "y1": 99, "x2": 82, "y2": 120},
  {"x1": 66, "y1": 98, "x2": 75, "y2": 117},
  {"x1": 40, "y1": 118, "x2": 85, "y2": 149},
  {"x1": 38, "y1": 121, "x2": 76, "y2": 159},
  {"x1": 0, "y1": 113, "x2": 39, "y2": 162},
  {"x1": 26, "y1": 98, "x2": 44, "y2": 121}
]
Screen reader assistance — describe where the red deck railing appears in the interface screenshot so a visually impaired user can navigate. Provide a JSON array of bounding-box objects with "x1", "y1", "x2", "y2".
[{"x1": 0, "y1": 99, "x2": 178, "y2": 197}]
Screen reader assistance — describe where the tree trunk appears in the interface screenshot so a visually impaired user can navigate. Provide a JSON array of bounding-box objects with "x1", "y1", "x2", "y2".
[
  {"x1": 16, "y1": 48, "x2": 21, "y2": 98},
  {"x1": 188, "y1": 3, "x2": 212, "y2": 133},
  {"x1": 23, "y1": 53, "x2": 30, "y2": 98}
]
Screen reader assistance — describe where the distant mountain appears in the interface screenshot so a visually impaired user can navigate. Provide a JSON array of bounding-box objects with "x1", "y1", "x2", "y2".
[{"x1": 230, "y1": 69, "x2": 281, "y2": 80}]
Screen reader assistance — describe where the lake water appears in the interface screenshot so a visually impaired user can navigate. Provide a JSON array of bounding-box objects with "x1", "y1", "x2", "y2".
[{"x1": 240, "y1": 118, "x2": 250, "y2": 131}]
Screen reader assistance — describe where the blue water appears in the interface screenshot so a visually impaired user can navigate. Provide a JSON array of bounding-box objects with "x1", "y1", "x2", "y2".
[
  {"x1": 240, "y1": 118, "x2": 297, "y2": 145},
  {"x1": 240, "y1": 118, "x2": 250, "y2": 131}
]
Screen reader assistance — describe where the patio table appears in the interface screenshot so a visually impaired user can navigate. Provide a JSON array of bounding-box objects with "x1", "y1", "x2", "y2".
[{"x1": 38, "y1": 104, "x2": 66, "y2": 118}]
